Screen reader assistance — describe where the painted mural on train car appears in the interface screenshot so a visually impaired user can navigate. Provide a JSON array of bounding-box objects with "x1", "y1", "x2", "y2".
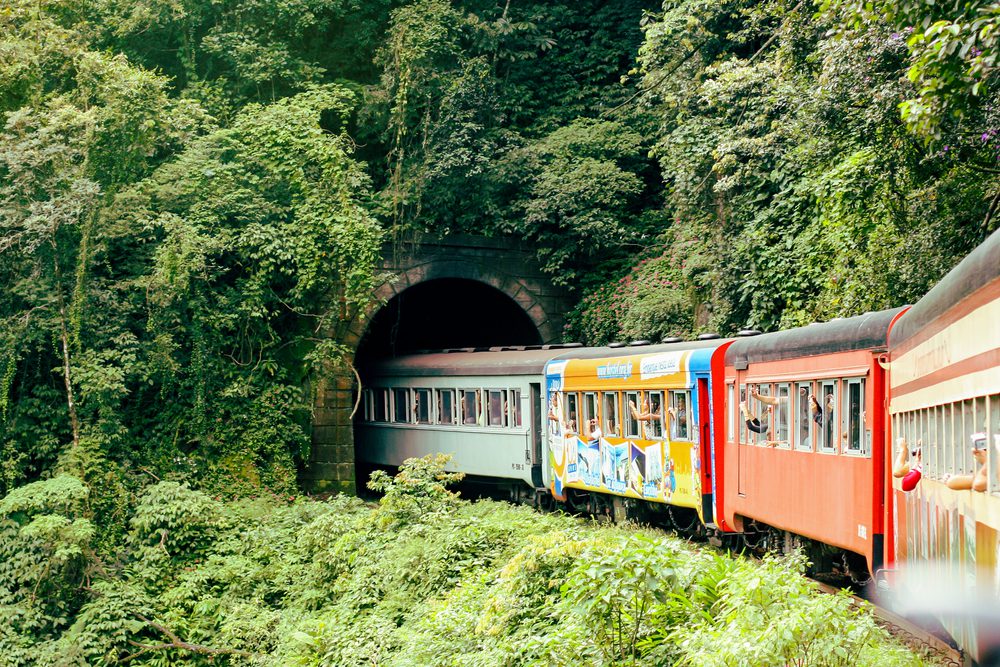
[{"x1": 545, "y1": 351, "x2": 704, "y2": 514}]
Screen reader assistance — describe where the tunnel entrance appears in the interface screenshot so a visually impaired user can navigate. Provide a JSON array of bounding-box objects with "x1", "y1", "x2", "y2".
[{"x1": 354, "y1": 278, "x2": 544, "y2": 369}]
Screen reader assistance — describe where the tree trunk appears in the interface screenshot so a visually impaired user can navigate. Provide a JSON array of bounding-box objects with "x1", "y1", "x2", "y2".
[{"x1": 52, "y1": 251, "x2": 80, "y2": 449}]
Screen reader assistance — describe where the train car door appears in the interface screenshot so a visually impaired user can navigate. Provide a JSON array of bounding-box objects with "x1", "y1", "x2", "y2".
[
  {"x1": 530, "y1": 382, "x2": 543, "y2": 487},
  {"x1": 698, "y1": 377, "x2": 714, "y2": 523}
]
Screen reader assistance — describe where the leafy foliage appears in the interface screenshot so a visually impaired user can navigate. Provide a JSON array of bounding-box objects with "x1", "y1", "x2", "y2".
[{"x1": 0, "y1": 459, "x2": 937, "y2": 665}]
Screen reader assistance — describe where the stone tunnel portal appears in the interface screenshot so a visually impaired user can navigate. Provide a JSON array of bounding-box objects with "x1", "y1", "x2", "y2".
[{"x1": 307, "y1": 234, "x2": 571, "y2": 493}]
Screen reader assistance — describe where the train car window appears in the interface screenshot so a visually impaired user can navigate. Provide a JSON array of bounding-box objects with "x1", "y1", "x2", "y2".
[
  {"x1": 625, "y1": 391, "x2": 640, "y2": 438},
  {"x1": 990, "y1": 394, "x2": 999, "y2": 494},
  {"x1": 925, "y1": 408, "x2": 936, "y2": 479},
  {"x1": 739, "y1": 385, "x2": 748, "y2": 445},
  {"x1": 602, "y1": 392, "x2": 619, "y2": 436},
  {"x1": 843, "y1": 379, "x2": 864, "y2": 454},
  {"x1": 374, "y1": 388, "x2": 389, "y2": 422},
  {"x1": 488, "y1": 390, "x2": 505, "y2": 427},
  {"x1": 820, "y1": 381, "x2": 837, "y2": 452},
  {"x1": 548, "y1": 393, "x2": 562, "y2": 436},
  {"x1": 461, "y1": 390, "x2": 480, "y2": 425},
  {"x1": 754, "y1": 384, "x2": 773, "y2": 446},
  {"x1": 974, "y1": 396, "x2": 987, "y2": 440},
  {"x1": 564, "y1": 393, "x2": 579, "y2": 434},
  {"x1": 935, "y1": 405, "x2": 946, "y2": 480},
  {"x1": 955, "y1": 399, "x2": 977, "y2": 475},
  {"x1": 393, "y1": 388, "x2": 411, "y2": 423},
  {"x1": 795, "y1": 383, "x2": 812, "y2": 451},
  {"x1": 436, "y1": 389, "x2": 456, "y2": 425},
  {"x1": 727, "y1": 383, "x2": 735, "y2": 443},
  {"x1": 582, "y1": 392, "x2": 598, "y2": 438},
  {"x1": 776, "y1": 383, "x2": 790, "y2": 446},
  {"x1": 511, "y1": 389, "x2": 523, "y2": 427},
  {"x1": 667, "y1": 390, "x2": 688, "y2": 440},
  {"x1": 414, "y1": 389, "x2": 431, "y2": 424},
  {"x1": 361, "y1": 389, "x2": 372, "y2": 422},
  {"x1": 644, "y1": 390, "x2": 664, "y2": 439}
]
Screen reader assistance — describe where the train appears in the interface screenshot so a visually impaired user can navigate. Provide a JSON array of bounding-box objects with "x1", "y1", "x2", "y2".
[{"x1": 356, "y1": 227, "x2": 1000, "y2": 664}]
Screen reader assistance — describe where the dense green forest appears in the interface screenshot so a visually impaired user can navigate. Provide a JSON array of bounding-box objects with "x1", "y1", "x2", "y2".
[{"x1": 1, "y1": 0, "x2": 999, "y2": 662}]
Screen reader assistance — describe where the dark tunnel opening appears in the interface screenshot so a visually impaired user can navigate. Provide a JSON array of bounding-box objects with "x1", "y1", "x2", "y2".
[{"x1": 354, "y1": 278, "x2": 544, "y2": 370}]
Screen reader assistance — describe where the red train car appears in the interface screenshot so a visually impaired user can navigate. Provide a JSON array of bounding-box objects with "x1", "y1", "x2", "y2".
[{"x1": 721, "y1": 309, "x2": 906, "y2": 577}]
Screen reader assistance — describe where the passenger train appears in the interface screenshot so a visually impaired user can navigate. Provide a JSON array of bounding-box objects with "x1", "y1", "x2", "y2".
[{"x1": 356, "y1": 227, "x2": 1000, "y2": 664}]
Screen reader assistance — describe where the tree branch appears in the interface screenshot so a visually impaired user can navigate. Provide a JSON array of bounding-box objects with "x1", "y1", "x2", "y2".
[{"x1": 121, "y1": 614, "x2": 254, "y2": 663}]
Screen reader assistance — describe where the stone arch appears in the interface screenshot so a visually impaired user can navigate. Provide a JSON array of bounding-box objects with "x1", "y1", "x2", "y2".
[{"x1": 306, "y1": 234, "x2": 571, "y2": 493}]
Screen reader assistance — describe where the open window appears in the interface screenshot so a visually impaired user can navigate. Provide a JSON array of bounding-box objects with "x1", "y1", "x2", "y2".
[
  {"x1": 842, "y1": 378, "x2": 865, "y2": 454},
  {"x1": 510, "y1": 389, "x2": 523, "y2": 427},
  {"x1": 564, "y1": 392, "x2": 579, "y2": 435},
  {"x1": 990, "y1": 394, "x2": 1000, "y2": 495},
  {"x1": 739, "y1": 384, "x2": 748, "y2": 445},
  {"x1": 776, "y1": 383, "x2": 790, "y2": 446},
  {"x1": 820, "y1": 381, "x2": 837, "y2": 452},
  {"x1": 436, "y1": 389, "x2": 455, "y2": 425},
  {"x1": 753, "y1": 384, "x2": 773, "y2": 445},
  {"x1": 393, "y1": 388, "x2": 411, "y2": 423},
  {"x1": 461, "y1": 389, "x2": 480, "y2": 425},
  {"x1": 488, "y1": 390, "x2": 506, "y2": 427},
  {"x1": 668, "y1": 390, "x2": 689, "y2": 440},
  {"x1": 645, "y1": 391, "x2": 665, "y2": 439},
  {"x1": 374, "y1": 388, "x2": 389, "y2": 422},
  {"x1": 414, "y1": 388, "x2": 431, "y2": 424},
  {"x1": 362, "y1": 389, "x2": 373, "y2": 422},
  {"x1": 582, "y1": 392, "x2": 598, "y2": 439},
  {"x1": 603, "y1": 392, "x2": 619, "y2": 437},
  {"x1": 625, "y1": 391, "x2": 640, "y2": 438},
  {"x1": 795, "y1": 382, "x2": 812, "y2": 451}
]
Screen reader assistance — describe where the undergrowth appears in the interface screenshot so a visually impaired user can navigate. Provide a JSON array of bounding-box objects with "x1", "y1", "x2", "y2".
[{"x1": 0, "y1": 455, "x2": 938, "y2": 666}]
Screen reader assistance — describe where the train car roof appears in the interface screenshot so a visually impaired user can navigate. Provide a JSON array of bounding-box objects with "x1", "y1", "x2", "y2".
[
  {"x1": 365, "y1": 340, "x2": 727, "y2": 378},
  {"x1": 889, "y1": 227, "x2": 1000, "y2": 349},
  {"x1": 545, "y1": 339, "x2": 727, "y2": 376},
  {"x1": 366, "y1": 347, "x2": 569, "y2": 377},
  {"x1": 725, "y1": 307, "x2": 905, "y2": 368}
]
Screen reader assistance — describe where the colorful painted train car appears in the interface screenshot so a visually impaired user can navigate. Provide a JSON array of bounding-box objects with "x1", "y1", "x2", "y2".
[{"x1": 542, "y1": 339, "x2": 731, "y2": 527}]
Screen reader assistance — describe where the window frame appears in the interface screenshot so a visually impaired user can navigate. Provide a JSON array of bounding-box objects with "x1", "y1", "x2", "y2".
[
  {"x1": 602, "y1": 391, "x2": 619, "y2": 437},
  {"x1": 414, "y1": 388, "x2": 432, "y2": 424},
  {"x1": 392, "y1": 387, "x2": 412, "y2": 424},
  {"x1": 795, "y1": 382, "x2": 813, "y2": 451},
  {"x1": 564, "y1": 392, "x2": 579, "y2": 435},
  {"x1": 727, "y1": 383, "x2": 735, "y2": 444},
  {"x1": 819, "y1": 380, "x2": 838, "y2": 453},
  {"x1": 754, "y1": 383, "x2": 774, "y2": 446},
  {"x1": 842, "y1": 378, "x2": 865, "y2": 456},
  {"x1": 460, "y1": 389, "x2": 480, "y2": 426},
  {"x1": 510, "y1": 389, "x2": 523, "y2": 428},
  {"x1": 436, "y1": 389, "x2": 456, "y2": 425},
  {"x1": 374, "y1": 388, "x2": 389, "y2": 423},
  {"x1": 775, "y1": 382, "x2": 790, "y2": 448},
  {"x1": 739, "y1": 384, "x2": 749, "y2": 445},
  {"x1": 645, "y1": 390, "x2": 665, "y2": 440},
  {"x1": 990, "y1": 394, "x2": 999, "y2": 496},
  {"x1": 487, "y1": 389, "x2": 506, "y2": 428},
  {"x1": 667, "y1": 389, "x2": 690, "y2": 441},
  {"x1": 625, "y1": 391, "x2": 640, "y2": 438}
]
